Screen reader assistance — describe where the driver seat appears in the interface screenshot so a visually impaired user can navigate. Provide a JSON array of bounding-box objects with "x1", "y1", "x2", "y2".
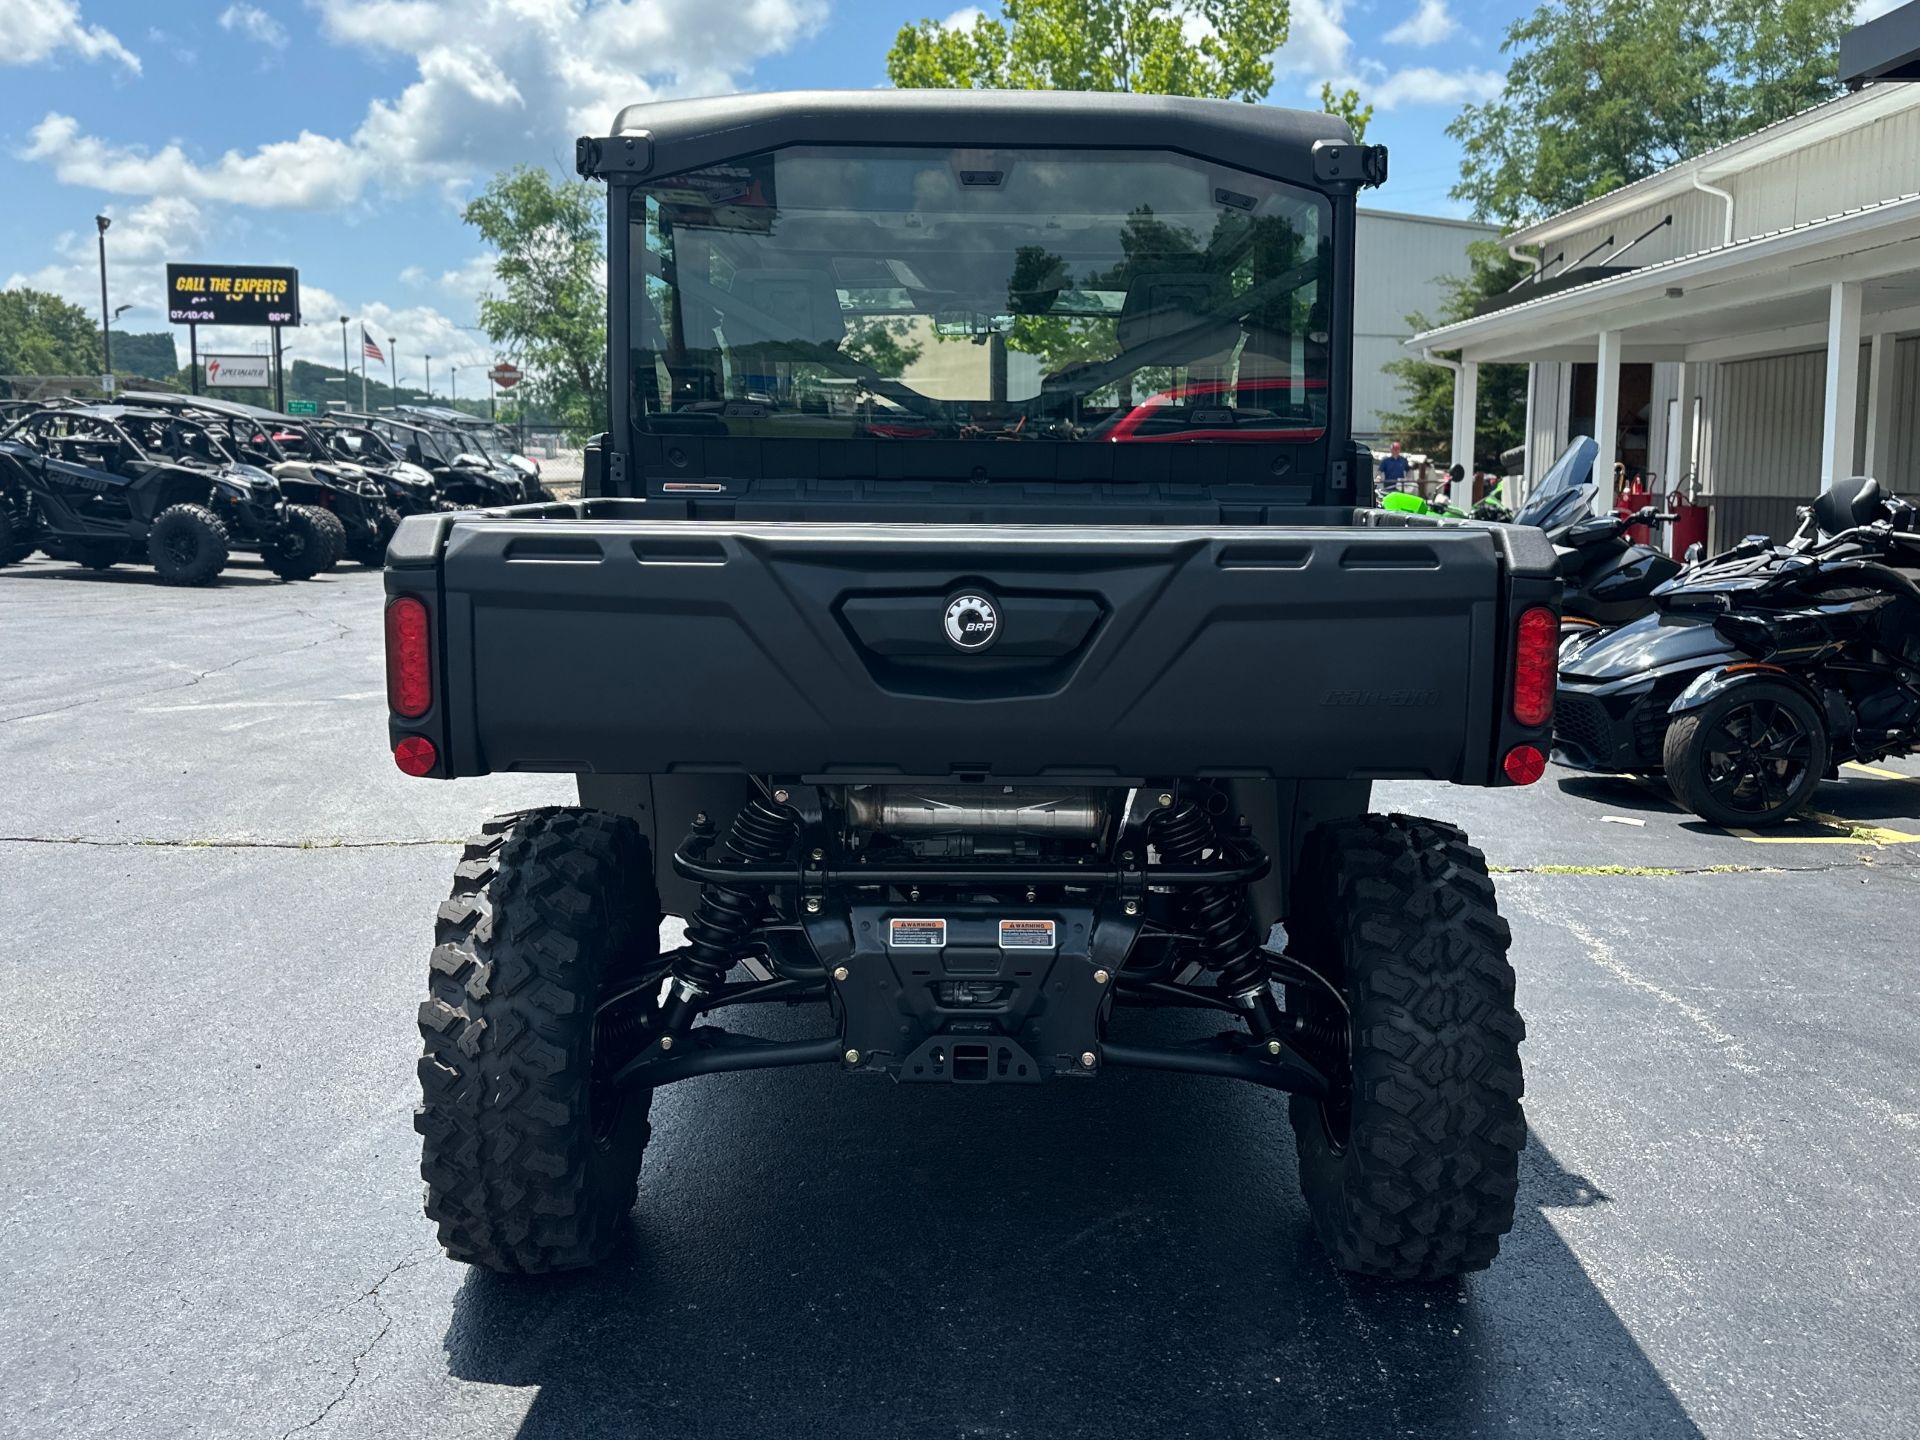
[{"x1": 1814, "y1": 475, "x2": 1884, "y2": 537}]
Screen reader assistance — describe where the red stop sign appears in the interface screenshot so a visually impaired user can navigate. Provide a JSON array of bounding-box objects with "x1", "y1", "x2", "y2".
[{"x1": 488, "y1": 363, "x2": 522, "y2": 388}]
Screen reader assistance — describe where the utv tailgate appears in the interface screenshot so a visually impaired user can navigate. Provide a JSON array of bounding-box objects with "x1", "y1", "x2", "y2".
[{"x1": 393, "y1": 517, "x2": 1548, "y2": 784}]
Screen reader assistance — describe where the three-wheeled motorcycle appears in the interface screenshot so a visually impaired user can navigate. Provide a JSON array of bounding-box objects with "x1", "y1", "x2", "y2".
[{"x1": 1554, "y1": 475, "x2": 1920, "y2": 826}]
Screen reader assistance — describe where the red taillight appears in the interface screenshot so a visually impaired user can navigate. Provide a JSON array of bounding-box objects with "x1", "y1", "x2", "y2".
[
  {"x1": 1511, "y1": 606, "x2": 1556, "y2": 727},
  {"x1": 1503, "y1": 744, "x2": 1546, "y2": 786},
  {"x1": 393, "y1": 735, "x2": 437, "y2": 776},
  {"x1": 385, "y1": 596, "x2": 431, "y2": 718}
]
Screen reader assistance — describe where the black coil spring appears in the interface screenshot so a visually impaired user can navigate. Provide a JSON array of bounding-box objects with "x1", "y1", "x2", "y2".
[
  {"x1": 1149, "y1": 799, "x2": 1267, "y2": 997},
  {"x1": 680, "y1": 797, "x2": 799, "y2": 991}
]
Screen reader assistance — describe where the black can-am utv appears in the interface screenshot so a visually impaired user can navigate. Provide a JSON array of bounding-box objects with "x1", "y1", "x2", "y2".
[
  {"x1": 120, "y1": 393, "x2": 401, "y2": 568},
  {"x1": 394, "y1": 405, "x2": 555, "y2": 501},
  {"x1": 0, "y1": 403, "x2": 331, "y2": 583},
  {"x1": 386, "y1": 91, "x2": 1555, "y2": 1283},
  {"x1": 334, "y1": 411, "x2": 526, "y2": 509},
  {"x1": 307, "y1": 418, "x2": 450, "y2": 525}
]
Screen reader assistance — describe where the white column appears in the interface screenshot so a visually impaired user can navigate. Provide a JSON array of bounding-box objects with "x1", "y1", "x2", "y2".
[
  {"x1": 1523, "y1": 363, "x2": 1538, "y2": 479},
  {"x1": 1671, "y1": 361, "x2": 1695, "y2": 493},
  {"x1": 1452, "y1": 360, "x2": 1479, "y2": 473},
  {"x1": 1821, "y1": 280, "x2": 1863, "y2": 490},
  {"x1": 1865, "y1": 329, "x2": 1898, "y2": 482},
  {"x1": 1593, "y1": 330, "x2": 1622, "y2": 512}
]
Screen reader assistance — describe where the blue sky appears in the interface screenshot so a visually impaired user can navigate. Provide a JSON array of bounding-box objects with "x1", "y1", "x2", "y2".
[{"x1": 2, "y1": 0, "x2": 1537, "y2": 389}]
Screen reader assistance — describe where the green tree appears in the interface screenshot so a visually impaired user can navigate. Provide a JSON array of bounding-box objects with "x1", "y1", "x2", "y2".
[
  {"x1": 1318, "y1": 82, "x2": 1372, "y2": 143},
  {"x1": 887, "y1": 0, "x2": 1293, "y2": 102},
  {"x1": 0, "y1": 287, "x2": 102, "y2": 381},
  {"x1": 463, "y1": 166, "x2": 606, "y2": 438},
  {"x1": 113, "y1": 331, "x2": 179, "y2": 380},
  {"x1": 1449, "y1": 0, "x2": 1854, "y2": 225}
]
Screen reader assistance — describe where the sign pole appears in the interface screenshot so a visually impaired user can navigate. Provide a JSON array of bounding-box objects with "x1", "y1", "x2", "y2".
[
  {"x1": 190, "y1": 324, "x2": 200, "y2": 395},
  {"x1": 272, "y1": 325, "x2": 286, "y2": 412}
]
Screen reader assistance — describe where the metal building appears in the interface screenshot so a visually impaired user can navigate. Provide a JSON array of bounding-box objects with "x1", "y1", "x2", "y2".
[
  {"x1": 1354, "y1": 208, "x2": 1497, "y2": 442},
  {"x1": 1409, "y1": 10, "x2": 1920, "y2": 547}
]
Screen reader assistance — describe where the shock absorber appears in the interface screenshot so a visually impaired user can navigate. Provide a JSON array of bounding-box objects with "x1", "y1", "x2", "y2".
[
  {"x1": 658, "y1": 795, "x2": 799, "y2": 1035},
  {"x1": 1149, "y1": 798, "x2": 1286, "y2": 1037}
]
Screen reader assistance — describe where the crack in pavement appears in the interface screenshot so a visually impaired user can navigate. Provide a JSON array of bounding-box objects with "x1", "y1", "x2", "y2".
[
  {"x1": 0, "y1": 608, "x2": 357, "y2": 726},
  {"x1": 275, "y1": 1255, "x2": 426, "y2": 1439}
]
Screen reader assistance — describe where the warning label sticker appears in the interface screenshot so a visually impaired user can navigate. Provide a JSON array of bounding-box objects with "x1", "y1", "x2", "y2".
[
  {"x1": 888, "y1": 918, "x2": 947, "y2": 949},
  {"x1": 998, "y1": 918, "x2": 1057, "y2": 950}
]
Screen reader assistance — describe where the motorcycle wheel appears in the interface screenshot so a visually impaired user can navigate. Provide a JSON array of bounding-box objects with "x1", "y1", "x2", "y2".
[{"x1": 1663, "y1": 681, "x2": 1828, "y2": 828}]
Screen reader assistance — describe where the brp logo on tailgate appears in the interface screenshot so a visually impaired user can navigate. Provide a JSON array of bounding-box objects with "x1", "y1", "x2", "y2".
[{"x1": 943, "y1": 592, "x2": 1000, "y2": 651}]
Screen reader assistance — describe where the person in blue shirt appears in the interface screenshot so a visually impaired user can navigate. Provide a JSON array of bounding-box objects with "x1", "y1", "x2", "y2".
[{"x1": 1377, "y1": 440, "x2": 1409, "y2": 489}]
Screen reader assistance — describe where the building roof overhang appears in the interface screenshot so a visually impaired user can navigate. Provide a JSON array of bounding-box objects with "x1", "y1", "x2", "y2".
[{"x1": 1412, "y1": 192, "x2": 1920, "y2": 364}]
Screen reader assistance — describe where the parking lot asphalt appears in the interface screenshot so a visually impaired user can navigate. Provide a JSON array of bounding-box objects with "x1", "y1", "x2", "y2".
[{"x1": 4, "y1": 555, "x2": 1920, "y2": 1440}]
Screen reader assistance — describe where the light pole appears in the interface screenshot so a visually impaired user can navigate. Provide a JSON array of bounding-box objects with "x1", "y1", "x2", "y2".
[
  {"x1": 339, "y1": 315, "x2": 351, "y2": 391},
  {"x1": 425, "y1": 353, "x2": 433, "y2": 401},
  {"x1": 94, "y1": 216, "x2": 113, "y2": 391},
  {"x1": 388, "y1": 339, "x2": 397, "y2": 405},
  {"x1": 450, "y1": 366, "x2": 459, "y2": 404}
]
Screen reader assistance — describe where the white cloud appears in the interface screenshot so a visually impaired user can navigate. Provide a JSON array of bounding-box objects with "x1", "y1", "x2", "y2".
[
  {"x1": 23, "y1": 0, "x2": 828, "y2": 211},
  {"x1": 4, "y1": 196, "x2": 210, "y2": 325},
  {"x1": 1384, "y1": 0, "x2": 1459, "y2": 48},
  {"x1": 0, "y1": 0, "x2": 139, "y2": 72},
  {"x1": 1855, "y1": 0, "x2": 1905, "y2": 20},
  {"x1": 940, "y1": 6, "x2": 985, "y2": 29},
  {"x1": 218, "y1": 4, "x2": 289, "y2": 50},
  {"x1": 1372, "y1": 65, "x2": 1504, "y2": 109},
  {"x1": 1274, "y1": 0, "x2": 1354, "y2": 82},
  {"x1": 1272, "y1": 0, "x2": 1501, "y2": 112},
  {"x1": 24, "y1": 114, "x2": 375, "y2": 212}
]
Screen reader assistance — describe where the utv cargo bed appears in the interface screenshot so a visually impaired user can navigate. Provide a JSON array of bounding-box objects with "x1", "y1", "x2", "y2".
[{"x1": 386, "y1": 506, "x2": 1555, "y2": 785}]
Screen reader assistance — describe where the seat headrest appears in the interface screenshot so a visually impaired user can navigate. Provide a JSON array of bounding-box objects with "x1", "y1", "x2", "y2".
[{"x1": 1814, "y1": 475, "x2": 1884, "y2": 536}]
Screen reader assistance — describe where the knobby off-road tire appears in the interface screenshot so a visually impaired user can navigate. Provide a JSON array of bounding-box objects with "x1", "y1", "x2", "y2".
[
  {"x1": 1663, "y1": 680, "x2": 1828, "y2": 829},
  {"x1": 147, "y1": 503, "x2": 230, "y2": 586},
  {"x1": 308, "y1": 505, "x2": 347, "y2": 571},
  {"x1": 1286, "y1": 814, "x2": 1526, "y2": 1282},
  {"x1": 263, "y1": 505, "x2": 332, "y2": 581},
  {"x1": 0, "y1": 493, "x2": 32, "y2": 564},
  {"x1": 416, "y1": 807, "x2": 664, "y2": 1273}
]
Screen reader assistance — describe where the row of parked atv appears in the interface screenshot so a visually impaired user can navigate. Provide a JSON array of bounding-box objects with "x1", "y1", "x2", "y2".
[
  {"x1": 1523, "y1": 437, "x2": 1920, "y2": 828},
  {"x1": 0, "y1": 395, "x2": 552, "y2": 586}
]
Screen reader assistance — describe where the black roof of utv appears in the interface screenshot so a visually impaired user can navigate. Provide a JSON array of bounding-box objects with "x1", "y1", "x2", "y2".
[{"x1": 582, "y1": 89, "x2": 1369, "y2": 190}]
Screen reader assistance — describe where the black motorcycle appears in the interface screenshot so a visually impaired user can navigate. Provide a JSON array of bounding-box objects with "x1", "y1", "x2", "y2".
[
  {"x1": 1554, "y1": 475, "x2": 1920, "y2": 826},
  {"x1": 1514, "y1": 437, "x2": 1684, "y2": 634}
]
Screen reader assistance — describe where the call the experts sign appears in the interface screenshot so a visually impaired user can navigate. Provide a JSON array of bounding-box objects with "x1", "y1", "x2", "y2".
[{"x1": 166, "y1": 264, "x2": 301, "y2": 327}]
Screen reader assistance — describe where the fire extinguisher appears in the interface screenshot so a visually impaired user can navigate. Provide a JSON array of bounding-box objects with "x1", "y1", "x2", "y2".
[{"x1": 1616, "y1": 470, "x2": 1652, "y2": 547}]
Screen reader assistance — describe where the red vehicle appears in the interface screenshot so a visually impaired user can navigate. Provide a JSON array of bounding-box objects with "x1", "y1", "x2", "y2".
[{"x1": 1096, "y1": 376, "x2": 1327, "y2": 443}]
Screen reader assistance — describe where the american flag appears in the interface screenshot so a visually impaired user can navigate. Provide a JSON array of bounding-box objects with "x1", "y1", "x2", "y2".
[{"x1": 362, "y1": 328, "x2": 385, "y2": 363}]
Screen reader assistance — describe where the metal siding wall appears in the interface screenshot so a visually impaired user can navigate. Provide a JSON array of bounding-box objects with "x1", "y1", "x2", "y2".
[
  {"x1": 1704, "y1": 351, "x2": 1826, "y2": 546},
  {"x1": 1538, "y1": 102, "x2": 1920, "y2": 271},
  {"x1": 1353, "y1": 212, "x2": 1497, "y2": 436},
  {"x1": 1889, "y1": 337, "x2": 1920, "y2": 492}
]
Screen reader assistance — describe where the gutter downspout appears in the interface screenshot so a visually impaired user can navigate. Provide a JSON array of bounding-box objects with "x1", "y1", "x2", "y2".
[
  {"x1": 1507, "y1": 242, "x2": 1542, "y2": 276},
  {"x1": 1692, "y1": 173, "x2": 1735, "y2": 246}
]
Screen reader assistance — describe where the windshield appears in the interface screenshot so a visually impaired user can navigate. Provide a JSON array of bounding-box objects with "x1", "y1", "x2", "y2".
[
  {"x1": 1513, "y1": 436, "x2": 1598, "y2": 530},
  {"x1": 632, "y1": 145, "x2": 1331, "y2": 445}
]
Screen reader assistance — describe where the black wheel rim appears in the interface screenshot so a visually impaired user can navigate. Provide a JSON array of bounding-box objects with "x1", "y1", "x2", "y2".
[
  {"x1": 165, "y1": 530, "x2": 198, "y2": 566},
  {"x1": 1700, "y1": 698, "x2": 1814, "y2": 816}
]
